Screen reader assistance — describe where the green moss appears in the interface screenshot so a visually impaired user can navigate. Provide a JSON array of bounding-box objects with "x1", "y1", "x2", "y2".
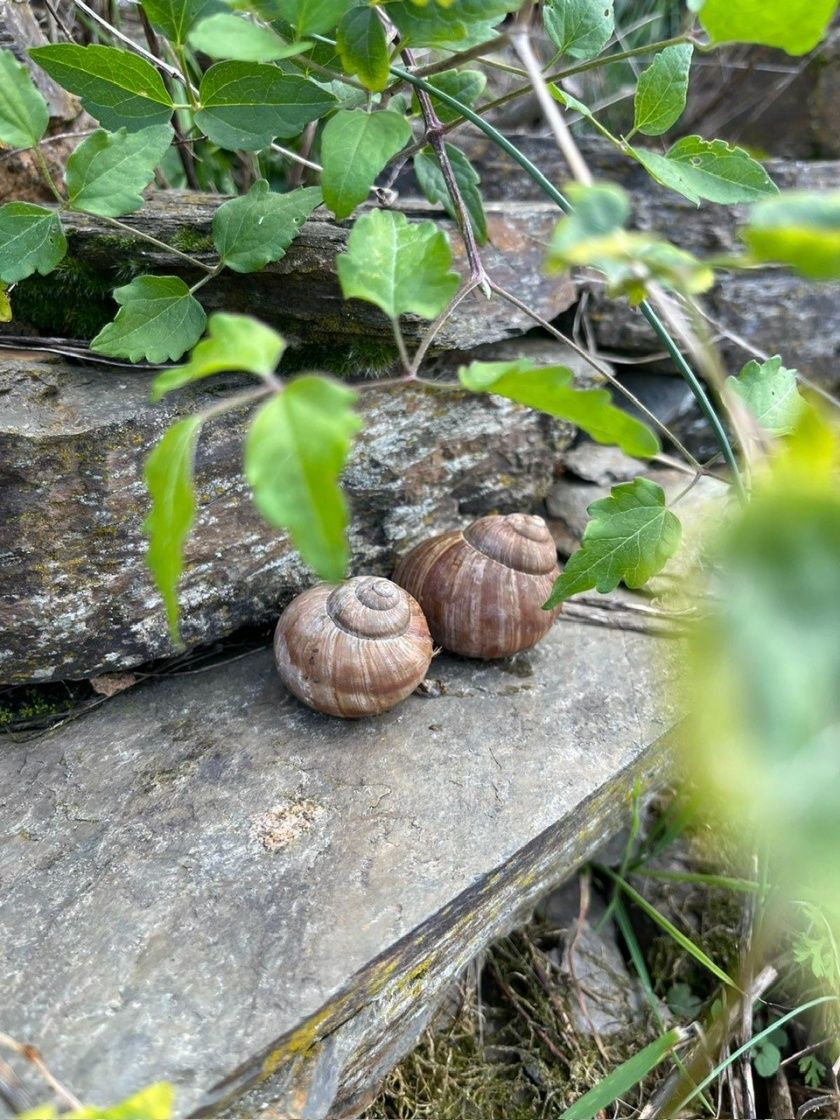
[
  {"x1": 170, "y1": 227, "x2": 215, "y2": 254},
  {"x1": 9, "y1": 246, "x2": 127, "y2": 339},
  {"x1": 0, "y1": 683, "x2": 91, "y2": 730},
  {"x1": 282, "y1": 337, "x2": 399, "y2": 380}
]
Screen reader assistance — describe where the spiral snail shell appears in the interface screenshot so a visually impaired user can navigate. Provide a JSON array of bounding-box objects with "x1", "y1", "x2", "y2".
[
  {"x1": 273, "y1": 576, "x2": 433, "y2": 718},
  {"x1": 393, "y1": 513, "x2": 561, "y2": 660}
]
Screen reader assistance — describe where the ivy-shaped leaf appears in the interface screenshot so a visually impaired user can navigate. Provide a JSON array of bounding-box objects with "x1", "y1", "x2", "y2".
[
  {"x1": 696, "y1": 0, "x2": 837, "y2": 56},
  {"x1": 0, "y1": 48, "x2": 48, "y2": 148},
  {"x1": 633, "y1": 135, "x2": 778, "y2": 205},
  {"x1": 725, "y1": 355, "x2": 805, "y2": 437},
  {"x1": 151, "y1": 313, "x2": 285, "y2": 400},
  {"x1": 458, "y1": 359, "x2": 659, "y2": 458},
  {"x1": 244, "y1": 376, "x2": 361, "y2": 581},
  {"x1": 0, "y1": 203, "x2": 67, "y2": 283},
  {"x1": 273, "y1": 0, "x2": 347, "y2": 37},
  {"x1": 65, "y1": 124, "x2": 173, "y2": 218},
  {"x1": 29, "y1": 44, "x2": 174, "y2": 131},
  {"x1": 141, "y1": 0, "x2": 221, "y2": 45},
  {"x1": 144, "y1": 416, "x2": 203, "y2": 642},
  {"x1": 91, "y1": 275, "x2": 206, "y2": 363},
  {"x1": 545, "y1": 478, "x2": 681, "y2": 606},
  {"x1": 543, "y1": 0, "x2": 615, "y2": 60},
  {"x1": 633, "y1": 44, "x2": 693, "y2": 136},
  {"x1": 744, "y1": 191, "x2": 840, "y2": 279},
  {"x1": 188, "y1": 13, "x2": 310, "y2": 62},
  {"x1": 213, "y1": 178, "x2": 321, "y2": 272},
  {"x1": 195, "y1": 61, "x2": 336, "y2": 150},
  {"x1": 321, "y1": 109, "x2": 412, "y2": 221},
  {"x1": 416, "y1": 69, "x2": 486, "y2": 124},
  {"x1": 336, "y1": 208, "x2": 460, "y2": 321},
  {"x1": 413, "y1": 143, "x2": 487, "y2": 245},
  {"x1": 336, "y1": 6, "x2": 390, "y2": 92}
]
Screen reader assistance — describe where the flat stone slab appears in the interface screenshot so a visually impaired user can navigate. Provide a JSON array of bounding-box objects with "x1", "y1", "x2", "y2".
[{"x1": 0, "y1": 618, "x2": 678, "y2": 1118}]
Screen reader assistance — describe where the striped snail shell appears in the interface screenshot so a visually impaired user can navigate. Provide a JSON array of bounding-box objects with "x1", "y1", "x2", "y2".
[
  {"x1": 273, "y1": 576, "x2": 433, "y2": 718},
  {"x1": 393, "y1": 514, "x2": 561, "y2": 660}
]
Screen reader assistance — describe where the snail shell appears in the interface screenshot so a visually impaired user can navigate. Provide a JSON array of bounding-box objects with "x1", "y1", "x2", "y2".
[
  {"x1": 393, "y1": 513, "x2": 561, "y2": 660},
  {"x1": 273, "y1": 576, "x2": 433, "y2": 718}
]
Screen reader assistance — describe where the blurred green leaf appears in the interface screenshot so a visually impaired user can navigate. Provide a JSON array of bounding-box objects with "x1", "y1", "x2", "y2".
[
  {"x1": 151, "y1": 313, "x2": 285, "y2": 400},
  {"x1": 543, "y1": 0, "x2": 615, "y2": 60},
  {"x1": 725, "y1": 355, "x2": 805, "y2": 437},
  {"x1": 0, "y1": 202, "x2": 66, "y2": 283},
  {"x1": 560, "y1": 1028, "x2": 684, "y2": 1120},
  {"x1": 416, "y1": 69, "x2": 486, "y2": 124},
  {"x1": 141, "y1": 0, "x2": 220, "y2": 44},
  {"x1": 336, "y1": 6, "x2": 390, "y2": 92},
  {"x1": 413, "y1": 143, "x2": 487, "y2": 245},
  {"x1": 752, "y1": 1041, "x2": 782, "y2": 1078},
  {"x1": 91, "y1": 275, "x2": 206, "y2": 363},
  {"x1": 387, "y1": 0, "x2": 518, "y2": 49},
  {"x1": 459, "y1": 359, "x2": 659, "y2": 458},
  {"x1": 337, "y1": 208, "x2": 460, "y2": 321},
  {"x1": 29, "y1": 44, "x2": 174, "y2": 131},
  {"x1": 633, "y1": 44, "x2": 693, "y2": 136},
  {"x1": 667, "y1": 982, "x2": 703, "y2": 1019},
  {"x1": 0, "y1": 47, "x2": 48, "y2": 148},
  {"x1": 321, "y1": 109, "x2": 411, "y2": 220},
  {"x1": 245, "y1": 376, "x2": 360, "y2": 581},
  {"x1": 696, "y1": 0, "x2": 837, "y2": 55},
  {"x1": 545, "y1": 478, "x2": 681, "y2": 605},
  {"x1": 65, "y1": 124, "x2": 173, "y2": 217},
  {"x1": 633, "y1": 135, "x2": 778, "y2": 205},
  {"x1": 0, "y1": 283, "x2": 10, "y2": 322},
  {"x1": 744, "y1": 191, "x2": 840, "y2": 279},
  {"x1": 213, "y1": 178, "x2": 321, "y2": 271},
  {"x1": 189, "y1": 13, "x2": 310, "y2": 61},
  {"x1": 272, "y1": 0, "x2": 346, "y2": 36}
]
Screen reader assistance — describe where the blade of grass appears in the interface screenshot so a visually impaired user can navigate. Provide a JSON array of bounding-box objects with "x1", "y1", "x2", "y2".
[{"x1": 633, "y1": 869, "x2": 760, "y2": 893}]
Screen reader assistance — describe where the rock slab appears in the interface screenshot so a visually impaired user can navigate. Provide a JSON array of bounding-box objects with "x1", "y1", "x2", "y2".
[{"x1": 0, "y1": 619, "x2": 678, "y2": 1118}]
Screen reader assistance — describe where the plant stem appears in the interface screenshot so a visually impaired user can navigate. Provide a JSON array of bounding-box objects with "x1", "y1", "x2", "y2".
[
  {"x1": 409, "y1": 280, "x2": 479, "y2": 376},
  {"x1": 391, "y1": 318, "x2": 411, "y2": 374},
  {"x1": 32, "y1": 146, "x2": 65, "y2": 205},
  {"x1": 97, "y1": 214, "x2": 216, "y2": 274},
  {"x1": 413, "y1": 34, "x2": 510, "y2": 78}
]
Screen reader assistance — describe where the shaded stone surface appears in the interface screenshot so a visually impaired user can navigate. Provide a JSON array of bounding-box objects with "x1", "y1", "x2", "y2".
[
  {"x1": 0, "y1": 618, "x2": 678, "y2": 1119},
  {"x1": 0, "y1": 342, "x2": 585, "y2": 684}
]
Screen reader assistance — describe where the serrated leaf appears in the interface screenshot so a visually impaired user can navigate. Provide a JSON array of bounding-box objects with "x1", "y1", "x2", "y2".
[
  {"x1": 388, "y1": 0, "x2": 518, "y2": 49},
  {"x1": 0, "y1": 203, "x2": 66, "y2": 283},
  {"x1": 195, "y1": 61, "x2": 335, "y2": 149},
  {"x1": 725, "y1": 355, "x2": 805, "y2": 437},
  {"x1": 65, "y1": 124, "x2": 173, "y2": 217},
  {"x1": 459, "y1": 360, "x2": 659, "y2": 458},
  {"x1": 272, "y1": 0, "x2": 347, "y2": 36},
  {"x1": 151, "y1": 313, "x2": 285, "y2": 400},
  {"x1": 321, "y1": 110, "x2": 411, "y2": 221},
  {"x1": 336, "y1": 6, "x2": 390, "y2": 92},
  {"x1": 141, "y1": 0, "x2": 221, "y2": 44},
  {"x1": 337, "y1": 208, "x2": 460, "y2": 321},
  {"x1": 543, "y1": 0, "x2": 615, "y2": 60},
  {"x1": 244, "y1": 376, "x2": 361, "y2": 581},
  {"x1": 545, "y1": 478, "x2": 682, "y2": 605},
  {"x1": 413, "y1": 143, "x2": 487, "y2": 245},
  {"x1": 744, "y1": 191, "x2": 840, "y2": 279},
  {"x1": 189, "y1": 13, "x2": 309, "y2": 61},
  {"x1": 91, "y1": 275, "x2": 206, "y2": 363},
  {"x1": 633, "y1": 44, "x2": 693, "y2": 136},
  {"x1": 696, "y1": 0, "x2": 837, "y2": 55},
  {"x1": 0, "y1": 48, "x2": 48, "y2": 148},
  {"x1": 633, "y1": 135, "x2": 778, "y2": 205},
  {"x1": 29, "y1": 44, "x2": 174, "y2": 131},
  {"x1": 144, "y1": 416, "x2": 203, "y2": 643},
  {"x1": 0, "y1": 284, "x2": 11, "y2": 322},
  {"x1": 213, "y1": 178, "x2": 321, "y2": 271},
  {"x1": 417, "y1": 69, "x2": 486, "y2": 124}
]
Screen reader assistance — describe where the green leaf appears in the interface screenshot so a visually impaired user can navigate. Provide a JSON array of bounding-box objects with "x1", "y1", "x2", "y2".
[
  {"x1": 144, "y1": 416, "x2": 203, "y2": 643},
  {"x1": 551, "y1": 181, "x2": 629, "y2": 240},
  {"x1": 633, "y1": 43, "x2": 693, "y2": 136},
  {"x1": 549, "y1": 85, "x2": 596, "y2": 121},
  {"x1": 543, "y1": 0, "x2": 615, "y2": 60},
  {"x1": 0, "y1": 47, "x2": 48, "y2": 148},
  {"x1": 67, "y1": 1083, "x2": 174, "y2": 1120},
  {"x1": 417, "y1": 69, "x2": 486, "y2": 124},
  {"x1": 387, "y1": 0, "x2": 518, "y2": 49},
  {"x1": 272, "y1": 0, "x2": 347, "y2": 36},
  {"x1": 28, "y1": 44, "x2": 174, "y2": 131},
  {"x1": 189, "y1": 13, "x2": 310, "y2": 61},
  {"x1": 726, "y1": 355, "x2": 805, "y2": 437},
  {"x1": 666, "y1": 982, "x2": 703, "y2": 1019},
  {"x1": 744, "y1": 191, "x2": 840, "y2": 279},
  {"x1": 337, "y1": 208, "x2": 460, "y2": 321},
  {"x1": 545, "y1": 478, "x2": 681, "y2": 605},
  {"x1": 458, "y1": 360, "x2": 659, "y2": 458},
  {"x1": 91, "y1": 275, "x2": 206, "y2": 363},
  {"x1": 0, "y1": 202, "x2": 66, "y2": 283},
  {"x1": 336, "y1": 6, "x2": 390, "y2": 92},
  {"x1": 413, "y1": 143, "x2": 487, "y2": 245},
  {"x1": 560, "y1": 1029, "x2": 685, "y2": 1120},
  {"x1": 752, "y1": 1041, "x2": 782, "y2": 1078},
  {"x1": 195, "y1": 61, "x2": 335, "y2": 149},
  {"x1": 213, "y1": 178, "x2": 321, "y2": 272},
  {"x1": 696, "y1": 0, "x2": 837, "y2": 55},
  {"x1": 65, "y1": 124, "x2": 173, "y2": 217},
  {"x1": 151, "y1": 313, "x2": 285, "y2": 400},
  {"x1": 141, "y1": 0, "x2": 220, "y2": 44},
  {"x1": 244, "y1": 376, "x2": 361, "y2": 581},
  {"x1": 0, "y1": 284, "x2": 11, "y2": 322},
  {"x1": 321, "y1": 109, "x2": 411, "y2": 221},
  {"x1": 633, "y1": 135, "x2": 778, "y2": 205}
]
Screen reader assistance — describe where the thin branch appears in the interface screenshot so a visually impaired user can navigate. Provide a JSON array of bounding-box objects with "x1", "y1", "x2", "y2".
[
  {"x1": 97, "y1": 213, "x2": 216, "y2": 274},
  {"x1": 409, "y1": 280, "x2": 479, "y2": 376},
  {"x1": 413, "y1": 34, "x2": 510, "y2": 78},
  {"x1": 70, "y1": 0, "x2": 183, "y2": 79},
  {"x1": 0, "y1": 1032, "x2": 83, "y2": 1112}
]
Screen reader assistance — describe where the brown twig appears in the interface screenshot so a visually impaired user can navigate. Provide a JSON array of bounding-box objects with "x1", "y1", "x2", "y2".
[{"x1": 0, "y1": 1032, "x2": 83, "y2": 1112}]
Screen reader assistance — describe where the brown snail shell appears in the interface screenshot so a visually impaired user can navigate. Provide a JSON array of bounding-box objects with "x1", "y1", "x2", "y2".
[
  {"x1": 273, "y1": 576, "x2": 433, "y2": 718},
  {"x1": 393, "y1": 514, "x2": 561, "y2": 660}
]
